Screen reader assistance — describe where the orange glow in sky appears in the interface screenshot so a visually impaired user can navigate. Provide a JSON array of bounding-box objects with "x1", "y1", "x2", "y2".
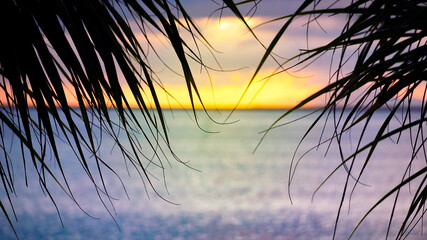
[{"x1": 121, "y1": 70, "x2": 321, "y2": 109}]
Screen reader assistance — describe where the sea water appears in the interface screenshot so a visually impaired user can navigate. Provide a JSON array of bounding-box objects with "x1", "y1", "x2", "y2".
[{"x1": 0, "y1": 109, "x2": 425, "y2": 239}]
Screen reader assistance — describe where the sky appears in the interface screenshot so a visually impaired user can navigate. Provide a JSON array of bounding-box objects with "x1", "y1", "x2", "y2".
[
  {"x1": 15, "y1": 0, "x2": 423, "y2": 110},
  {"x1": 0, "y1": 0, "x2": 337, "y2": 110},
  {"x1": 116, "y1": 0, "x2": 348, "y2": 110}
]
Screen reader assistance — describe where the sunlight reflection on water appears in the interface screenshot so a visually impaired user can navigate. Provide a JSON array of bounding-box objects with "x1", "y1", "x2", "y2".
[{"x1": 0, "y1": 109, "x2": 425, "y2": 239}]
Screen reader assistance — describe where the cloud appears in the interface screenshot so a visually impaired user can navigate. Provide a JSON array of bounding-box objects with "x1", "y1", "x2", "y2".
[{"x1": 178, "y1": 0, "x2": 304, "y2": 18}]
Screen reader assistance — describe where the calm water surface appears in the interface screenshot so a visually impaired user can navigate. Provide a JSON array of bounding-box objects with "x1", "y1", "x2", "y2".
[{"x1": 0, "y1": 109, "x2": 425, "y2": 239}]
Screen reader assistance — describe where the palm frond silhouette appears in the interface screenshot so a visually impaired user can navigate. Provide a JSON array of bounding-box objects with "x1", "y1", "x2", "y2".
[
  {"x1": 0, "y1": 0, "x2": 426, "y2": 239},
  {"x1": 247, "y1": 0, "x2": 426, "y2": 238}
]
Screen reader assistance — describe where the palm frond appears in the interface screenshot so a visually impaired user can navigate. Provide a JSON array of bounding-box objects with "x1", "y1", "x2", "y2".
[
  {"x1": 245, "y1": 0, "x2": 427, "y2": 238},
  {"x1": 0, "y1": 0, "x2": 215, "y2": 237}
]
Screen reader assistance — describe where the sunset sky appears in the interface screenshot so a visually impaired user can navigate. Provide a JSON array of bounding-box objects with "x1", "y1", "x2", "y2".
[
  {"x1": 1, "y1": 1, "x2": 424, "y2": 110},
  {"x1": 56, "y1": 0, "x2": 423, "y2": 110},
  {"x1": 120, "y1": 0, "x2": 340, "y2": 109},
  {"x1": 0, "y1": 0, "x2": 339, "y2": 110}
]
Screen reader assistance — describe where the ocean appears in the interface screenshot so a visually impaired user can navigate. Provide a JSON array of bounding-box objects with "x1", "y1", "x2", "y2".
[{"x1": 0, "y1": 109, "x2": 425, "y2": 239}]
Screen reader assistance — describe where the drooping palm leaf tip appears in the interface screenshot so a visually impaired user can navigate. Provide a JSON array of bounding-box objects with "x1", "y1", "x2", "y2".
[
  {"x1": 0, "y1": 0, "x2": 212, "y2": 236},
  {"x1": 250, "y1": 0, "x2": 426, "y2": 239}
]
